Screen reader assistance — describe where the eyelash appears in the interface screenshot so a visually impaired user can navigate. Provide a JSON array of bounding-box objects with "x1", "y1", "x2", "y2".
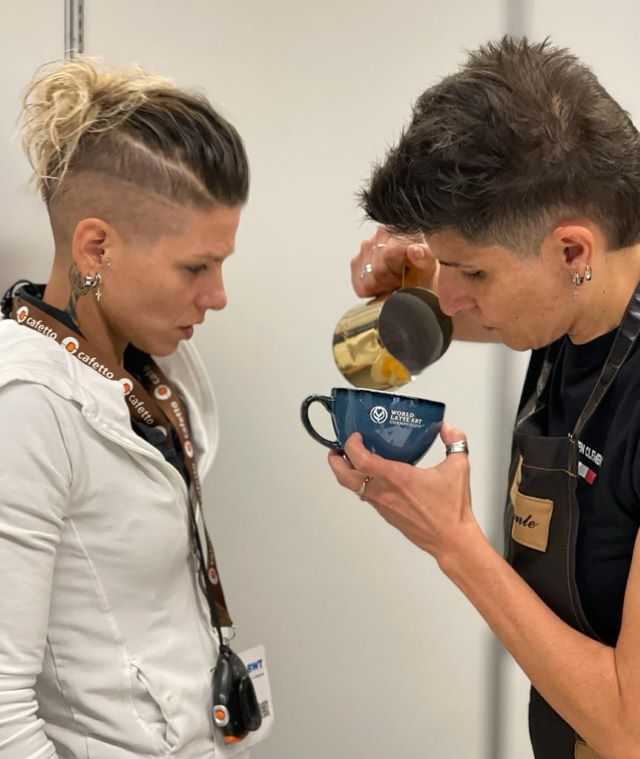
[
  {"x1": 185, "y1": 264, "x2": 209, "y2": 275},
  {"x1": 462, "y1": 270, "x2": 485, "y2": 281}
]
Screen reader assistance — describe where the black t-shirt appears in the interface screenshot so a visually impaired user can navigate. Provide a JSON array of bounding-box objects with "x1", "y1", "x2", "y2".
[
  {"x1": 521, "y1": 332, "x2": 640, "y2": 645},
  {"x1": 2, "y1": 282, "x2": 190, "y2": 485}
]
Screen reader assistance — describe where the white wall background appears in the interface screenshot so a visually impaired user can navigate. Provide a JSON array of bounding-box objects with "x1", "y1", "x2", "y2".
[
  {"x1": 81, "y1": 4, "x2": 523, "y2": 757},
  {"x1": 0, "y1": 3, "x2": 61, "y2": 279},
  {"x1": 2, "y1": 2, "x2": 639, "y2": 759}
]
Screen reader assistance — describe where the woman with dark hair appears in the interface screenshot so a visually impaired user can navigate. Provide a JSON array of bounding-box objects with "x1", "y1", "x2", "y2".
[
  {"x1": 0, "y1": 59, "x2": 258, "y2": 758},
  {"x1": 331, "y1": 37, "x2": 640, "y2": 759}
]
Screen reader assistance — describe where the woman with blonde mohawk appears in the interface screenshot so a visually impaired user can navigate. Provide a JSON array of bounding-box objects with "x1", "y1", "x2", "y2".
[{"x1": 0, "y1": 59, "x2": 259, "y2": 758}]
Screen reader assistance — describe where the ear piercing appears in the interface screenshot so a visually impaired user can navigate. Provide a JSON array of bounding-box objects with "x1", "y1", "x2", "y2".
[{"x1": 573, "y1": 265, "x2": 593, "y2": 287}]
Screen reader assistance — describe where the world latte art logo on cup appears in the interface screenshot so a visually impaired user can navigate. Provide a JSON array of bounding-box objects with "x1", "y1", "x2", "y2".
[
  {"x1": 301, "y1": 388, "x2": 446, "y2": 465},
  {"x1": 388, "y1": 409, "x2": 425, "y2": 428},
  {"x1": 370, "y1": 406, "x2": 389, "y2": 424},
  {"x1": 370, "y1": 405, "x2": 425, "y2": 428}
]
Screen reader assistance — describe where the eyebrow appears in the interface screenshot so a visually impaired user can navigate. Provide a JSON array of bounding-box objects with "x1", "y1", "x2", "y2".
[
  {"x1": 438, "y1": 259, "x2": 477, "y2": 269},
  {"x1": 193, "y1": 249, "x2": 235, "y2": 260}
]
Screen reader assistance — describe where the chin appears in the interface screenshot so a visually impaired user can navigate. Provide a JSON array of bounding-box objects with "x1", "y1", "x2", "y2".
[
  {"x1": 501, "y1": 334, "x2": 536, "y2": 352},
  {"x1": 506, "y1": 334, "x2": 555, "y2": 352},
  {"x1": 151, "y1": 345, "x2": 180, "y2": 358},
  {"x1": 130, "y1": 335, "x2": 179, "y2": 358}
]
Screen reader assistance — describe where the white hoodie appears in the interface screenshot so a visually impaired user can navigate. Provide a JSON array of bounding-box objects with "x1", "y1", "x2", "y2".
[{"x1": 0, "y1": 318, "x2": 241, "y2": 759}]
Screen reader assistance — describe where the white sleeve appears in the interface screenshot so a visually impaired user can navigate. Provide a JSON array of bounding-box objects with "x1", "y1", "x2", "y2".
[{"x1": 0, "y1": 383, "x2": 72, "y2": 759}]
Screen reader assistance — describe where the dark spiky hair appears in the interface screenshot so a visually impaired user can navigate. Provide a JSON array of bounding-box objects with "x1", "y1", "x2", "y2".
[{"x1": 361, "y1": 36, "x2": 640, "y2": 254}]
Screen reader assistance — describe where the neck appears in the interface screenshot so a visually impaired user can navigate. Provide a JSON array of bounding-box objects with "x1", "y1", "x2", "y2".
[
  {"x1": 568, "y1": 244, "x2": 640, "y2": 344},
  {"x1": 43, "y1": 259, "x2": 126, "y2": 367}
]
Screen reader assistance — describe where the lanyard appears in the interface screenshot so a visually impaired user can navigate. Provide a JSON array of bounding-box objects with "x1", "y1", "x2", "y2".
[{"x1": 9, "y1": 290, "x2": 233, "y2": 633}]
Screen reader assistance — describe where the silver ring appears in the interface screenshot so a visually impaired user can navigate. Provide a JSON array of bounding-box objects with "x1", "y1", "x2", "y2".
[
  {"x1": 445, "y1": 440, "x2": 469, "y2": 456},
  {"x1": 360, "y1": 263, "x2": 374, "y2": 279},
  {"x1": 357, "y1": 475, "x2": 372, "y2": 498}
]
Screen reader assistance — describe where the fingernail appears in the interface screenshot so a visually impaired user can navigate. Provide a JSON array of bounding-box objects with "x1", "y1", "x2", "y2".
[{"x1": 409, "y1": 245, "x2": 425, "y2": 259}]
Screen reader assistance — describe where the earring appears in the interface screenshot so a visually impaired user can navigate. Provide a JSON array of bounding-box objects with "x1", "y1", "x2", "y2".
[
  {"x1": 572, "y1": 265, "x2": 593, "y2": 287},
  {"x1": 82, "y1": 273, "x2": 98, "y2": 291},
  {"x1": 79, "y1": 272, "x2": 103, "y2": 301}
]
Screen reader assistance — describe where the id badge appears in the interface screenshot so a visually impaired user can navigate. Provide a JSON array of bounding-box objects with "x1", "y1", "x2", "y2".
[{"x1": 215, "y1": 644, "x2": 274, "y2": 757}]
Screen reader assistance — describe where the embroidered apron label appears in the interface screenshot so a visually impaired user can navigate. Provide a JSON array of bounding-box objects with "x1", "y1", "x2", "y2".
[{"x1": 510, "y1": 458, "x2": 554, "y2": 552}]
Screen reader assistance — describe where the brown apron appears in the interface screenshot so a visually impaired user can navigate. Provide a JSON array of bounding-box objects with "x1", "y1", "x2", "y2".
[{"x1": 504, "y1": 281, "x2": 640, "y2": 759}]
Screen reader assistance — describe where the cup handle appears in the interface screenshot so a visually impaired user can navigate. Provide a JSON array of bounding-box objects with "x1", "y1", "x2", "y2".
[{"x1": 300, "y1": 395, "x2": 340, "y2": 450}]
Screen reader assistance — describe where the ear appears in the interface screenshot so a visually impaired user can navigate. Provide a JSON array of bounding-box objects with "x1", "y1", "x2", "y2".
[
  {"x1": 70, "y1": 218, "x2": 120, "y2": 274},
  {"x1": 545, "y1": 223, "x2": 594, "y2": 275}
]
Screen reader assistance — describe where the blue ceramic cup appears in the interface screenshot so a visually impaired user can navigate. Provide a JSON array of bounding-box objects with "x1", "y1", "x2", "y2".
[{"x1": 301, "y1": 388, "x2": 445, "y2": 464}]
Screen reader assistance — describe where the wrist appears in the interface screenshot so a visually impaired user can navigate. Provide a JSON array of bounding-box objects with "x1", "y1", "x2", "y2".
[{"x1": 436, "y1": 517, "x2": 492, "y2": 582}]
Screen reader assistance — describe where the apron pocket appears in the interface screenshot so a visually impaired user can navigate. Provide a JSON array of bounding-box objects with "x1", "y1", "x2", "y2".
[
  {"x1": 511, "y1": 488, "x2": 554, "y2": 552},
  {"x1": 129, "y1": 660, "x2": 176, "y2": 753}
]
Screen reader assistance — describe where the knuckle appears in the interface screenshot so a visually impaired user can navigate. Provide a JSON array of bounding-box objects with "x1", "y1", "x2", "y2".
[
  {"x1": 347, "y1": 448, "x2": 366, "y2": 471},
  {"x1": 357, "y1": 452, "x2": 376, "y2": 476},
  {"x1": 334, "y1": 469, "x2": 351, "y2": 488}
]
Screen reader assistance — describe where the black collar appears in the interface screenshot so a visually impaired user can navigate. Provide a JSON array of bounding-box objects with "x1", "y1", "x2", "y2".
[{"x1": 2, "y1": 280, "x2": 82, "y2": 334}]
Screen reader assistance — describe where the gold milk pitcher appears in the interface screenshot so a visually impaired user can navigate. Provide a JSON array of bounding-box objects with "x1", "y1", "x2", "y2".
[{"x1": 332, "y1": 266, "x2": 453, "y2": 390}]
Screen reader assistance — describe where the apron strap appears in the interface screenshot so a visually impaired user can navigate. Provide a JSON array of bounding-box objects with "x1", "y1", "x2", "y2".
[
  {"x1": 573, "y1": 281, "x2": 640, "y2": 439},
  {"x1": 516, "y1": 342, "x2": 560, "y2": 428}
]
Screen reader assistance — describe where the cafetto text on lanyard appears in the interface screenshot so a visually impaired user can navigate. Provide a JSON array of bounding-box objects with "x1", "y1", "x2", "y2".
[{"x1": 10, "y1": 292, "x2": 233, "y2": 630}]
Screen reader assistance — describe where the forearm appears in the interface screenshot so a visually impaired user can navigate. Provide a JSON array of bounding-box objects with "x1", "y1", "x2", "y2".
[
  {"x1": 0, "y1": 387, "x2": 71, "y2": 759},
  {"x1": 439, "y1": 525, "x2": 639, "y2": 758}
]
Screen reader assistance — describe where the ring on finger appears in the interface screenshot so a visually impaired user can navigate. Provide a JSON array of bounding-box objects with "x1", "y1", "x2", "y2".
[
  {"x1": 360, "y1": 263, "x2": 374, "y2": 279},
  {"x1": 357, "y1": 475, "x2": 372, "y2": 499},
  {"x1": 445, "y1": 439, "x2": 469, "y2": 456}
]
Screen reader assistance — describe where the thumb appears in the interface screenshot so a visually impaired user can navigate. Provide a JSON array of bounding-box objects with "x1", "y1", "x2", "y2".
[
  {"x1": 440, "y1": 422, "x2": 468, "y2": 450},
  {"x1": 438, "y1": 423, "x2": 470, "y2": 476}
]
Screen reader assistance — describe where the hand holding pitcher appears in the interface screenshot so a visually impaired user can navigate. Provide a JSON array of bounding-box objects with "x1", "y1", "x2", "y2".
[
  {"x1": 349, "y1": 227, "x2": 439, "y2": 298},
  {"x1": 334, "y1": 228, "x2": 452, "y2": 390}
]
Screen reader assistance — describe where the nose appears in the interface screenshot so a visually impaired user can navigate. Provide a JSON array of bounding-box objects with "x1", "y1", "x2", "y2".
[
  {"x1": 436, "y1": 269, "x2": 476, "y2": 317},
  {"x1": 195, "y1": 271, "x2": 227, "y2": 311}
]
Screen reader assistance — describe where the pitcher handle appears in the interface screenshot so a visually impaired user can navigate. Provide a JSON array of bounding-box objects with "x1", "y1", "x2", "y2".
[{"x1": 300, "y1": 395, "x2": 339, "y2": 450}]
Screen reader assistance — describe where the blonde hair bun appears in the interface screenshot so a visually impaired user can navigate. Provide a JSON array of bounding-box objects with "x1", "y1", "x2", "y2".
[{"x1": 22, "y1": 57, "x2": 176, "y2": 197}]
